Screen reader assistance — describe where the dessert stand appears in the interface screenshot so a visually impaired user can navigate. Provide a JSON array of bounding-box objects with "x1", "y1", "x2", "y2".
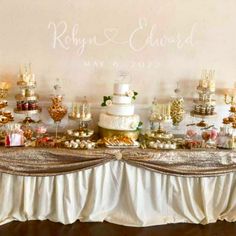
[
  {"x1": 14, "y1": 64, "x2": 41, "y2": 124},
  {"x1": 0, "y1": 82, "x2": 14, "y2": 126},
  {"x1": 185, "y1": 71, "x2": 218, "y2": 149},
  {"x1": 190, "y1": 70, "x2": 216, "y2": 128},
  {"x1": 140, "y1": 99, "x2": 180, "y2": 150},
  {"x1": 216, "y1": 90, "x2": 236, "y2": 149},
  {"x1": 148, "y1": 98, "x2": 172, "y2": 140},
  {"x1": 67, "y1": 97, "x2": 94, "y2": 139}
]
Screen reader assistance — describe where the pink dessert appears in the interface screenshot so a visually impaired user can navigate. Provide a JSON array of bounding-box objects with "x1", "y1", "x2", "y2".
[
  {"x1": 186, "y1": 129, "x2": 197, "y2": 138},
  {"x1": 36, "y1": 126, "x2": 47, "y2": 134}
]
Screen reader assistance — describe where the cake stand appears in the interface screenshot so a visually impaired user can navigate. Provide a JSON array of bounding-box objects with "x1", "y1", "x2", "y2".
[{"x1": 98, "y1": 126, "x2": 140, "y2": 140}]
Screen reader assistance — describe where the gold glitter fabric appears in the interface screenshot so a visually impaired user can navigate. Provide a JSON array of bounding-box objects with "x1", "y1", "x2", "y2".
[{"x1": 0, "y1": 147, "x2": 236, "y2": 177}]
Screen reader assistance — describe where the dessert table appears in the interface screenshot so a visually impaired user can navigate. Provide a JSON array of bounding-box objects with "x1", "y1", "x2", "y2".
[{"x1": 0, "y1": 147, "x2": 236, "y2": 227}]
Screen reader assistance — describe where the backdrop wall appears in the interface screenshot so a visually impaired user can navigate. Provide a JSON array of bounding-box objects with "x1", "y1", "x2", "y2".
[{"x1": 0, "y1": 0, "x2": 235, "y2": 131}]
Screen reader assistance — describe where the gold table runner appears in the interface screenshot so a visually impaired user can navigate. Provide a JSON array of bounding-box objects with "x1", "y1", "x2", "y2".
[{"x1": 0, "y1": 147, "x2": 236, "y2": 177}]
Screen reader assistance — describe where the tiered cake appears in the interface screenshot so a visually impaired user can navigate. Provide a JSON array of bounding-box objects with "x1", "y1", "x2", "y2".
[{"x1": 98, "y1": 83, "x2": 140, "y2": 139}]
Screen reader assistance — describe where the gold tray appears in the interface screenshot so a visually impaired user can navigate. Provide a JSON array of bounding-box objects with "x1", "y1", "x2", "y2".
[
  {"x1": 67, "y1": 130, "x2": 94, "y2": 138},
  {"x1": 17, "y1": 81, "x2": 36, "y2": 88},
  {"x1": 15, "y1": 94, "x2": 39, "y2": 101},
  {"x1": 190, "y1": 111, "x2": 217, "y2": 118},
  {"x1": 98, "y1": 126, "x2": 140, "y2": 140}
]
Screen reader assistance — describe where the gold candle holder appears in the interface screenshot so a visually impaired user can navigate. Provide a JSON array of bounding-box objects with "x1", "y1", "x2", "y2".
[
  {"x1": 0, "y1": 82, "x2": 10, "y2": 99},
  {"x1": 224, "y1": 89, "x2": 236, "y2": 113}
]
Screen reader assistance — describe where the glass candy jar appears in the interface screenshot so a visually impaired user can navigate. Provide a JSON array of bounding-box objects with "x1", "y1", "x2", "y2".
[{"x1": 170, "y1": 84, "x2": 185, "y2": 129}]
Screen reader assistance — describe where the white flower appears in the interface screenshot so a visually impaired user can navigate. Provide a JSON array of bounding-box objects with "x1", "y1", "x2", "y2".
[
  {"x1": 130, "y1": 121, "x2": 139, "y2": 129},
  {"x1": 105, "y1": 99, "x2": 112, "y2": 106},
  {"x1": 127, "y1": 90, "x2": 134, "y2": 98}
]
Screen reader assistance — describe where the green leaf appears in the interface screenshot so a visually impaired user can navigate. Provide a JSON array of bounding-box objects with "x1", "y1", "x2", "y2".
[
  {"x1": 134, "y1": 91, "x2": 138, "y2": 96},
  {"x1": 136, "y1": 121, "x2": 143, "y2": 130},
  {"x1": 102, "y1": 95, "x2": 112, "y2": 106}
]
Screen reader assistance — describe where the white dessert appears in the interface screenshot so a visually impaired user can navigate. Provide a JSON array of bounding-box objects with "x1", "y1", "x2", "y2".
[
  {"x1": 217, "y1": 127, "x2": 235, "y2": 149},
  {"x1": 112, "y1": 95, "x2": 131, "y2": 104},
  {"x1": 217, "y1": 135, "x2": 235, "y2": 149},
  {"x1": 99, "y1": 82, "x2": 140, "y2": 130},
  {"x1": 99, "y1": 113, "x2": 139, "y2": 130},
  {"x1": 114, "y1": 83, "x2": 129, "y2": 95},
  {"x1": 107, "y1": 104, "x2": 134, "y2": 116}
]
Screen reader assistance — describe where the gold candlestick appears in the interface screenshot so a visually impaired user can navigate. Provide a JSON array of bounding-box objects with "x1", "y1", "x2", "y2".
[{"x1": 224, "y1": 94, "x2": 236, "y2": 105}]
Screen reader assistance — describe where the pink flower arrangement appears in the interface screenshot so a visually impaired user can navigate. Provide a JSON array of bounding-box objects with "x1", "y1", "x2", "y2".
[{"x1": 36, "y1": 126, "x2": 47, "y2": 134}]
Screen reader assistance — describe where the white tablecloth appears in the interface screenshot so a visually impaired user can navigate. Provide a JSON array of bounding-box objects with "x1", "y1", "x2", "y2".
[{"x1": 0, "y1": 160, "x2": 236, "y2": 227}]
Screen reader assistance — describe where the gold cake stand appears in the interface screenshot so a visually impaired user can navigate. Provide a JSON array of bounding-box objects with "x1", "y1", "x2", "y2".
[{"x1": 98, "y1": 126, "x2": 140, "y2": 140}]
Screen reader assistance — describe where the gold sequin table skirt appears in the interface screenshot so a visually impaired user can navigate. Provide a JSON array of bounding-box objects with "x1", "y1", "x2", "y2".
[
  {"x1": 1, "y1": 147, "x2": 236, "y2": 226},
  {"x1": 0, "y1": 147, "x2": 236, "y2": 177}
]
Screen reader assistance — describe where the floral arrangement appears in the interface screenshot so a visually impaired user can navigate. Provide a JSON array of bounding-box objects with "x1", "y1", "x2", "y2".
[
  {"x1": 130, "y1": 121, "x2": 143, "y2": 130},
  {"x1": 101, "y1": 96, "x2": 112, "y2": 107},
  {"x1": 126, "y1": 90, "x2": 138, "y2": 100},
  {"x1": 101, "y1": 90, "x2": 138, "y2": 107},
  {"x1": 137, "y1": 121, "x2": 143, "y2": 130}
]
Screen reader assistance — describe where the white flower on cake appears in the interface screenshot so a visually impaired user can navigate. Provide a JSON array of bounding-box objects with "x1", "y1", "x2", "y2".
[
  {"x1": 130, "y1": 121, "x2": 139, "y2": 129},
  {"x1": 105, "y1": 100, "x2": 112, "y2": 107},
  {"x1": 127, "y1": 90, "x2": 135, "y2": 98}
]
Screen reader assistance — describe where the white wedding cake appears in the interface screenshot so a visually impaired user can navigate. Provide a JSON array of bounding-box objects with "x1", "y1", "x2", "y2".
[{"x1": 98, "y1": 83, "x2": 140, "y2": 131}]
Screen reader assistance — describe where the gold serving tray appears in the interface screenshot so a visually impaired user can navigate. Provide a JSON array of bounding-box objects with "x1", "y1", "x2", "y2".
[
  {"x1": 15, "y1": 94, "x2": 39, "y2": 101},
  {"x1": 98, "y1": 126, "x2": 140, "y2": 140},
  {"x1": 67, "y1": 130, "x2": 94, "y2": 138},
  {"x1": 190, "y1": 111, "x2": 217, "y2": 118},
  {"x1": 193, "y1": 99, "x2": 216, "y2": 105},
  {"x1": 17, "y1": 81, "x2": 36, "y2": 88},
  {"x1": 105, "y1": 144, "x2": 140, "y2": 149}
]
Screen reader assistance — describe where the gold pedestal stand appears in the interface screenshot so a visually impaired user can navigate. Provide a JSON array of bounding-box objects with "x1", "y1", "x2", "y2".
[
  {"x1": 68, "y1": 114, "x2": 94, "y2": 139},
  {"x1": 98, "y1": 126, "x2": 140, "y2": 141},
  {"x1": 67, "y1": 98, "x2": 94, "y2": 139},
  {"x1": 148, "y1": 99, "x2": 173, "y2": 141}
]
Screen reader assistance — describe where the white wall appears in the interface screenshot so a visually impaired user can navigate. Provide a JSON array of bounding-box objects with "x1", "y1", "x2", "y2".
[{"x1": 0, "y1": 0, "x2": 236, "y2": 132}]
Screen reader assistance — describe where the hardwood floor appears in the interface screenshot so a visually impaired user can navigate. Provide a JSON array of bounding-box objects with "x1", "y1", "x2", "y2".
[{"x1": 0, "y1": 220, "x2": 235, "y2": 236}]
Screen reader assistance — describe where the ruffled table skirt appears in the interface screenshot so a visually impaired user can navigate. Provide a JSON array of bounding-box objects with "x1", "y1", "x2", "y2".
[{"x1": 1, "y1": 161, "x2": 236, "y2": 227}]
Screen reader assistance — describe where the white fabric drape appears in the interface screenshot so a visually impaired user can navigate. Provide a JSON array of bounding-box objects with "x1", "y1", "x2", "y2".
[{"x1": 0, "y1": 160, "x2": 236, "y2": 227}]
